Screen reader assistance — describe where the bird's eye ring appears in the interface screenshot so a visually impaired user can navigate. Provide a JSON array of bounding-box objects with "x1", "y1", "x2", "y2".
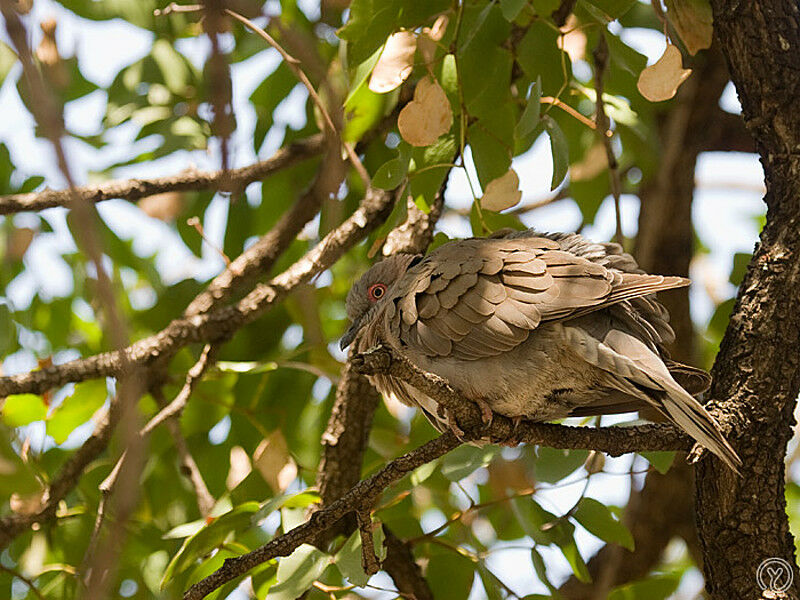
[{"x1": 368, "y1": 283, "x2": 387, "y2": 302}]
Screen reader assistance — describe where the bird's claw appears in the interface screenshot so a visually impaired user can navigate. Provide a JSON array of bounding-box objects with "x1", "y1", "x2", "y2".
[
  {"x1": 437, "y1": 405, "x2": 468, "y2": 442},
  {"x1": 474, "y1": 398, "x2": 494, "y2": 428},
  {"x1": 501, "y1": 415, "x2": 524, "y2": 447}
]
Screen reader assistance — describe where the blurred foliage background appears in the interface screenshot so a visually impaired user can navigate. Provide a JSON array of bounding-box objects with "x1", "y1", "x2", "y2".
[{"x1": 0, "y1": 0, "x2": 779, "y2": 599}]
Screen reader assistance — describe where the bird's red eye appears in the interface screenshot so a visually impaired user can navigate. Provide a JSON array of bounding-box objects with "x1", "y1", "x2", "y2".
[{"x1": 368, "y1": 283, "x2": 387, "y2": 302}]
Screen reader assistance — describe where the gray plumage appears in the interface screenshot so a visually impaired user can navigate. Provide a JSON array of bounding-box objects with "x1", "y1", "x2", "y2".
[{"x1": 342, "y1": 229, "x2": 740, "y2": 471}]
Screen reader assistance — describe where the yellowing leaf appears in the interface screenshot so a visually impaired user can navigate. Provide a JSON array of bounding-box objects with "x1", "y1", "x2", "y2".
[
  {"x1": 368, "y1": 31, "x2": 416, "y2": 94},
  {"x1": 665, "y1": 0, "x2": 713, "y2": 55},
  {"x1": 397, "y1": 77, "x2": 453, "y2": 147},
  {"x1": 480, "y1": 169, "x2": 522, "y2": 211},
  {"x1": 637, "y1": 44, "x2": 692, "y2": 102},
  {"x1": 253, "y1": 430, "x2": 298, "y2": 493},
  {"x1": 226, "y1": 445, "x2": 252, "y2": 490},
  {"x1": 418, "y1": 15, "x2": 449, "y2": 68}
]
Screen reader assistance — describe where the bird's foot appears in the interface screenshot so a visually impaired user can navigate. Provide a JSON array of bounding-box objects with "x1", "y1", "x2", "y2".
[
  {"x1": 474, "y1": 398, "x2": 494, "y2": 428},
  {"x1": 437, "y1": 405, "x2": 468, "y2": 442}
]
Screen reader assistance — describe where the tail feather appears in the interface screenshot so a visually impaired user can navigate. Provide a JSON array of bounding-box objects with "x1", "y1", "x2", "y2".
[
  {"x1": 563, "y1": 324, "x2": 741, "y2": 472},
  {"x1": 653, "y1": 384, "x2": 741, "y2": 473}
]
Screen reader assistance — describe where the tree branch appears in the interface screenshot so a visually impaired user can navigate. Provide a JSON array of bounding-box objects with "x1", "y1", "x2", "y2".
[
  {"x1": 352, "y1": 345, "x2": 692, "y2": 455},
  {"x1": 183, "y1": 433, "x2": 463, "y2": 600},
  {"x1": 0, "y1": 186, "x2": 395, "y2": 398},
  {"x1": 0, "y1": 135, "x2": 324, "y2": 215}
]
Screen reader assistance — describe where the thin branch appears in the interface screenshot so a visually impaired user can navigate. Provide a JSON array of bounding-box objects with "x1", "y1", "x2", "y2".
[
  {"x1": 592, "y1": 34, "x2": 623, "y2": 245},
  {"x1": 151, "y1": 387, "x2": 216, "y2": 516},
  {"x1": 182, "y1": 433, "x2": 463, "y2": 600},
  {"x1": 141, "y1": 344, "x2": 218, "y2": 435},
  {"x1": 184, "y1": 135, "x2": 346, "y2": 316},
  {"x1": 0, "y1": 135, "x2": 324, "y2": 215}
]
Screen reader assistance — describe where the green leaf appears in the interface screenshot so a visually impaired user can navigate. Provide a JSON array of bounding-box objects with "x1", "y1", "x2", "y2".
[
  {"x1": 530, "y1": 548, "x2": 560, "y2": 595},
  {"x1": 0, "y1": 302, "x2": 18, "y2": 356},
  {"x1": 441, "y1": 445, "x2": 499, "y2": 481},
  {"x1": 0, "y1": 425, "x2": 40, "y2": 498},
  {"x1": 605, "y1": 33, "x2": 648, "y2": 76},
  {"x1": 478, "y1": 564, "x2": 505, "y2": 600},
  {"x1": 500, "y1": 0, "x2": 528, "y2": 20},
  {"x1": 151, "y1": 40, "x2": 190, "y2": 95},
  {"x1": 265, "y1": 544, "x2": 328, "y2": 600},
  {"x1": 534, "y1": 446, "x2": 588, "y2": 483},
  {"x1": 334, "y1": 525, "x2": 386, "y2": 586},
  {"x1": 0, "y1": 41, "x2": 16, "y2": 88},
  {"x1": 573, "y1": 497, "x2": 634, "y2": 551},
  {"x1": 639, "y1": 451, "x2": 676, "y2": 474},
  {"x1": 162, "y1": 502, "x2": 261, "y2": 585},
  {"x1": 1, "y1": 394, "x2": 48, "y2": 427},
  {"x1": 426, "y1": 551, "x2": 475, "y2": 600},
  {"x1": 560, "y1": 537, "x2": 591, "y2": 582},
  {"x1": 516, "y1": 78, "x2": 542, "y2": 139},
  {"x1": 460, "y1": 1, "x2": 496, "y2": 52},
  {"x1": 373, "y1": 155, "x2": 410, "y2": 190},
  {"x1": 338, "y1": 0, "x2": 403, "y2": 64},
  {"x1": 344, "y1": 45, "x2": 383, "y2": 105},
  {"x1": 583, "y1": 0, "x2": 638, "y2": 21},
  {"x1": 542, "y1": 115, "x2": 569, "y2": 190},
  {"x1": 46, "y1": 379, "x2": 108, "y2": 444},
  {"x1": 608, "y1": 573, "x2": 682, "y2": 600},
  {"x1": 517, "y1": 22, "x2": 571, "y2": 97}
]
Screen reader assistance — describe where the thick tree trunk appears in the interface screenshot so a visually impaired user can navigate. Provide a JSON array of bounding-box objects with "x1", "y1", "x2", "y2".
[{"x1": 696, "y1": 1, "x2": 800, "y2": 597}]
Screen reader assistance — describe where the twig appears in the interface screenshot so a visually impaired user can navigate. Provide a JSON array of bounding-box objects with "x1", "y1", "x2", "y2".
[
  {"x1": 187, "y1": 217, "x2": 231, "y2": 266},
  {"x1": 0, "y1": 563, "x2": 47, "y2": 600},
  {"x1": 592, "y1": 34, "x2": 624, "y2": 245},
  {"x1": 182, "y1": 433, "x2": 462, "y2": 600},
  {"x1": 0, "y1": 135, "x2": 324, "y2": 215},
  {"x1": 541, "y1": 96, "x2": 602, "y2": 132},
  {"x1": 221, "y1": 8, "x2": 371, "y2": 189},
  {"x1": 141, "y1": 344, "x2": 218, "y2": 436},
  {"x1": 151, "y1": 387, "x2": 216, "y2": 516},
  {"x1": 357, "y1": 510, "x2": 381, "y2": 576}
]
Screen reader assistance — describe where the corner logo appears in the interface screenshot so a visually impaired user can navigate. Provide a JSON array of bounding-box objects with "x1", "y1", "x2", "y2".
[{"x1": 756, "y1": 558, "x2": 793, "y2": 593}]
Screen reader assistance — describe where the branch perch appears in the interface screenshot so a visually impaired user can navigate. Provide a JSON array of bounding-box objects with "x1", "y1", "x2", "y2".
[
  {"x1": 0, "y1": 135, "x2": 324, "y2": 215},
  {"x1": 351, "y1": 344, "x2": 693, "y2": 455}
]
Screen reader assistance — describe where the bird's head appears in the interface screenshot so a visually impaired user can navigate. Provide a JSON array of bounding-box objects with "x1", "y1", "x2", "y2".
[{"x1": 340, "y1": 253, "x2": 421, "y2": 350}]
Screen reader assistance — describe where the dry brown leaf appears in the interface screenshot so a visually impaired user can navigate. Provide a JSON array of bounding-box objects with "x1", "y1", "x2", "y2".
[
  {"x1": 637, "y1": 44, "x2": 692, "y2": 102},
  {"x1": 253, "y1": 430, "x2": 298, "y2": 492},
  {"x1": 139, "y1": 191, "x2": 185, "y2": 221},
  {"x1": 665, "y1": 0, "x2": 713, "y2": 55},
  {"x1": 368, "y1": 31, "x2": 417, "y2": 94},
  {"x1": 480, "y1": 169, "x2": 522, "y2": 211},
  {"x1": 225, "y1": 446, "x2": 251, "y2": 490},
  {"x1": 398, "y1": 77, "x2": 453, "y2": 147},
  {"x1": 7, "y1": 227, "x2": 35, "y2": 260},
  {"x1": 418, "y1": 15, "x2": 449, "y2": 68}
]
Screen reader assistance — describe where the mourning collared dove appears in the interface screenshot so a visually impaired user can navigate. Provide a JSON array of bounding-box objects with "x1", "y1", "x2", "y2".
[{"x1": 341, "y1": 230, "x2": 740, "y2": 471}]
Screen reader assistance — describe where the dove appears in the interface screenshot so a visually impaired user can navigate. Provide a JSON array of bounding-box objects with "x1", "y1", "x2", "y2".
[{"x1": 341, "y1": 230, "x2": 741, "y2": 471}]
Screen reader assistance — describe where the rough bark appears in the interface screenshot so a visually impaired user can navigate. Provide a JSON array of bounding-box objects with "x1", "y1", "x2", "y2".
[{"x1": 696, "y1": 1, "x2": 800, "y2": 597}]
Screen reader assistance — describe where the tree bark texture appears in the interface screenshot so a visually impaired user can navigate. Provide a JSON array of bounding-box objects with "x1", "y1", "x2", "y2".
[{"x1": 697, "y1": 1, "x2": 800, "y2": 598}]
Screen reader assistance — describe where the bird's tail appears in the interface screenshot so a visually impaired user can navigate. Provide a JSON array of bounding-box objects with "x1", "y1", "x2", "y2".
[{"x1": 651, "y1": 382, "x2": 741, "y2": 473}]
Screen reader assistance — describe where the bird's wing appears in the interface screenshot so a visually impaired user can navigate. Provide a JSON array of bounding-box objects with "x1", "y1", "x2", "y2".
[{"x1": 387, "y1": 236, "x2": 689, "y2": 360}]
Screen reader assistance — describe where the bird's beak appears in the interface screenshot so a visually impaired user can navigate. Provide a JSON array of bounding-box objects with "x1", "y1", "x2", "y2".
[{"x1": 339, "y1": 318, "x2": 363, "y2": 351}]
